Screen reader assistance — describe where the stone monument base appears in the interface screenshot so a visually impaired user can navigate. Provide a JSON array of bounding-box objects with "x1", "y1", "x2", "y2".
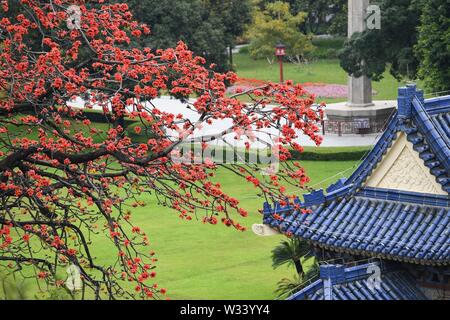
[{"x1": 324, "y1": 100, "x2": 396, "y2": 135}]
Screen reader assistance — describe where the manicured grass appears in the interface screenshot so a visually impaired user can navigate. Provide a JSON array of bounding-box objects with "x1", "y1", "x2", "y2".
[
  {"x1": 1, "y1": 158, "x2": 361, "y2": 300},
  {"x1": 1, "y1": 112, "x2": 366, "y2": 300},
  {"x1": 89, "y1": 160, "x2": 360, "y2": 300},
  {"x1": 233, "y1": 53, "x2": 414, "y2": 104}
]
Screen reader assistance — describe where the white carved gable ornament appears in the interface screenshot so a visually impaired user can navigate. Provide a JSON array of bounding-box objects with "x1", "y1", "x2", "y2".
[{"x1": 365, "y1": 132, "x2": 446, "y2": 195}]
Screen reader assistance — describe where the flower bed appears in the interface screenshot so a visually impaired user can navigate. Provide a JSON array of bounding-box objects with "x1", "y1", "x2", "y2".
[
  {"x1": 302, "y1": 83, "x2": 348, "y2": 98},
  {"x1": 228, "y1": 78, "x2": 376, "y2": 99}
]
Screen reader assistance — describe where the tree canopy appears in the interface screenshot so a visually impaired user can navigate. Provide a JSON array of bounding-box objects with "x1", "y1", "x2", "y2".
[
  {"x1": 255, "y1": 0, "x2": 347, "y2": 35},
  {"x1": 127, "y1": 0, "x2": 252, "y2": 72},
  {"x1": 416, "y1": 0, "x2": 450, "y2": 92},
  {"x1": 339, "y1": 0, "x2": 450, "y2": 92},
  {"x1": 339, "y1": 0, "x2": 420, "y2": 82},
  {"x1": 247, "y1": 1, "x2": 314, "y2": 61}
]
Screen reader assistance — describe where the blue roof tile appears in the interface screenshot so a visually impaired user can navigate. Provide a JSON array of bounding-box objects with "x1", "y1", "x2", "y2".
[
  {"x1": 288, "y1": 262, "x2": 428, "y2": 300},
  {"x1": 264, "y1": 195, "x2": 450, "y2": 265},
  {"x1": 262, "y1": 87, "x2": 450, "y2": 267}
]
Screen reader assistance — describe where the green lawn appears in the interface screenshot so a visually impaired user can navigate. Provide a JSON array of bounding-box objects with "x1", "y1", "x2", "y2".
[
  {"x1": 233, "y1": 52, "x2": 415, "y2": 104},
  {"x1": 1, "y1": 158, "x2": 361, "y2": 300},
  {"x1": 0, "y1": 113, "x2": 366, "y2": 300},
  {"x1": 1, "y1": 82, "x2": 369, "y2": 300},
  {"x1": 88, "y1": 160, "x2": 360, "y2": 300}
]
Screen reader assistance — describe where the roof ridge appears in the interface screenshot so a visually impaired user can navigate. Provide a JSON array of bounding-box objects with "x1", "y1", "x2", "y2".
[
  {"x1": 287, "y1": 262, "x2": 428, "y2": 300},
  {"x1": 411, "y1": 97, "x2": 450, "y2": 171},
  {"x1": 425, "y1": 95, "x2": 450, "y2": 115}
]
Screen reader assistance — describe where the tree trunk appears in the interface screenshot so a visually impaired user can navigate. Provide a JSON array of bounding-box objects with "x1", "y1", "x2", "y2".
[{"x1": 293, "y1": 259, "x2": 304, "y2": 276}]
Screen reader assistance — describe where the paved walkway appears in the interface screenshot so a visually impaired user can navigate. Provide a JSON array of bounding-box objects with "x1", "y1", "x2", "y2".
[{"x1": 68, "y1": 96, "x2": 379, "y2": 148}]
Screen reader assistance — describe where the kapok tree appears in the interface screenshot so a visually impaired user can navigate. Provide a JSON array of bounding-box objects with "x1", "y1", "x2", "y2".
[{"x1": 0, "y1": 0, "x2": 323, "y2": 299}]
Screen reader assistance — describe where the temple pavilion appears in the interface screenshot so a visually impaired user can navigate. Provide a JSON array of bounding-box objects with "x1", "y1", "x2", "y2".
[{"x1": 262, "y1": 85, "x2": 450, "y2": 300}]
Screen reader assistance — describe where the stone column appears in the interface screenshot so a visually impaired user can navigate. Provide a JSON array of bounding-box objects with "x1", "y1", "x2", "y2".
[{"x1": 347, "y1": 0, "x2": 374, "y2": 107}]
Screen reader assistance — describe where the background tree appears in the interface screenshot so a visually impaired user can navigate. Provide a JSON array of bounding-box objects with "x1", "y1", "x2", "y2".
[
  {"x1": 271, "y1": 238, "x2": 318, "y2": 298},
  {"x1": 207, "y1": 0, "x2": 252, "y2": 67},
  {"x1": 339, "y1": 0, "x2": 450, "y2": 92},
  {"x1": 255, "y1": 0, "x2": 347, "y2": 35},
  {"x1": 128, "y1": 0, "x2": 251, "y2": 72},
  {"x1": 339, "y1": 0, "x2": 421, "y2": 82},
  {"x1": 271, "y1": 238, "x2": 312, "y2": 276},
  {"x1": 247, "y1": 1, "x2": 314, "y2": 63},
  {"x1": 274, "y1": 265, "x2": 318, "y2": 298},
  {"x1": 415, "y1": 0, "x2": 450, "y2": 92},
  {"x1": 326, "y1": 0, "x2": 347, "y2": 36},
  {"x1": 0, "y1": 0, "x2": 323, "y2": 299}
]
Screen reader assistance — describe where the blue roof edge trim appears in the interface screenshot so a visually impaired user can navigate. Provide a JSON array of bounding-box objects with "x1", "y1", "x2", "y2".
[
  {"x1": 286, "y1": 279, "x2": 323, "y2": 300},
  {"x1": 263, "y1": 84, "x2": 450, "y2": 216},
  {"x1": 287, "y1": 262, "x2": 429, "y2": 300},
  {"x1": 262, "y1": 184, "x2": 355, "y2": 216},
  {"x1": 424, "y1": 95, "x2": 450, "y2": 115},
  {"x1": 345, "y1": 113, "x2": 399, "y2": 191},
  {"x1": 357, "y1": 187, "x2": 450, "y2": 208},
  {"x1": 412, "y1": 98, "x2": 450, "y2": 172}
]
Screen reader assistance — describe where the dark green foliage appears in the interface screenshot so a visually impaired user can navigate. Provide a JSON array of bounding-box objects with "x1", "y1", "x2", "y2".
[
  {"x1": 339, "y1": 0, "x2": 421, "y2": 82},
  {"x1": 82, "y1": 110, "x2": 134, "y2": 126},
  {"x1": 326, "y1": 0, "x2": 348, "y2": 36},
  {"x1": 416, "y1": 0, "x2": 450, "y2": 92},
  {"x1": 339, "y1": 0, "x2": 450, "y2": 92},
  {"x1": 274, "y1": 262, "x2": 319, "y2": 298},
  {"x1": 271, "y1": 238, "x2": 312, "y2": 275},
  {"x1": 271, "y1": 238, "x2": 319, "y2": 298},
  {"x1": 256, "y1": 0, "x2": 347, "y2": 35},
  {"x1": 128, "y1": 0, "x2": 251, "y2": 72},
  {"x1": 290, "y1": 148, "x2": 369, "y2": 162},
  {"x1": 310, "y1": 37, "x2": 346, "y2": 60}
]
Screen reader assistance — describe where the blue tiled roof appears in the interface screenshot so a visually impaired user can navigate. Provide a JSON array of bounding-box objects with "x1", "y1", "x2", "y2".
[
  {"x1": 262, "y1": 85, "x2": 450, "y2": 265},
  {"x1": 342, "y1": 85, "x2": 450, "y2": 194},
  {"x1": 288, "y1": 262, "x2": 428, "y2": 300},
  {"x1": 264, "y1": 196, "x2": 450, "y2": 266}
]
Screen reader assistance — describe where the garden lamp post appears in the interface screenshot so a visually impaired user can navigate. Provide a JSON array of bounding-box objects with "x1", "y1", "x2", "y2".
[{"x1": 275, "y1": 43, "x2": 286, "y2": 83}]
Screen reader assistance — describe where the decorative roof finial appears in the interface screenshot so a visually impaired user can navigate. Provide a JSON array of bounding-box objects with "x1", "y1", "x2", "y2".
[{"x1": 398, "y1": 84, "x2": 424, "y2": 122}]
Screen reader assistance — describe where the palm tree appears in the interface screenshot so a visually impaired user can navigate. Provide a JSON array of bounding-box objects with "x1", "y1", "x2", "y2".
[
  {"x1": 274, "y1": 262, "x2": 319, "y2": 298},
  {"x1": 271, "y1": 238, "x2": 312, "y2": 277}
]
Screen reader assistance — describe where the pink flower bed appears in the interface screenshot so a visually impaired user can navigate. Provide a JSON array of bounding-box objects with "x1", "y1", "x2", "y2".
[
  {"x1": 227, "y1": 78, "x2": 377, "y2": 99},
  {"x1": 302, "y1": 83, "x2": 348, "y2": 98}
]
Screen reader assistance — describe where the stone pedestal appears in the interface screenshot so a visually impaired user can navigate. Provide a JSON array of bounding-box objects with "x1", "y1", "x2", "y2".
[
  {"x1": 325, "y1": 101, "x2": 396, "y2": 135},
  {"x1": 324, "y1": 0, "x2": 395, "y2": 135},
  {"x1": 348, "y1": 76, "x2": 374, "y2": 108}
]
